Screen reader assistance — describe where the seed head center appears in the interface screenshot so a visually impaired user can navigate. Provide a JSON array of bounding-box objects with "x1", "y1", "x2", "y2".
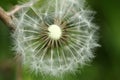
[{"x1": 48, "y1": 24, "x2": 62, "y2": 40}]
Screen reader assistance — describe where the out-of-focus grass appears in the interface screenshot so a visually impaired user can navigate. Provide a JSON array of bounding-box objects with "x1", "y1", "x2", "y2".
[{"x1": 0, "y1": 0, "x2": 17, "y2": 80}]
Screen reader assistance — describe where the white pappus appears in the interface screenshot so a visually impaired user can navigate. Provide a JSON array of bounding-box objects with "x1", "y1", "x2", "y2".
[{"x1": 13, "y1": 0, "x2": 99, "y2": 76}]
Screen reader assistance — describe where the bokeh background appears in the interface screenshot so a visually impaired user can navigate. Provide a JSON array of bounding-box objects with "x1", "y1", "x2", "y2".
[{"x1": 0, "y1": 0, "x2": 120, "y2": 80}]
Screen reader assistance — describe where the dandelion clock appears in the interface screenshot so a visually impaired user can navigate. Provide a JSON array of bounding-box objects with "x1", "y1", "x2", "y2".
[{"x1": 13, "y1": 0, "x2": 99, "y2": 76}]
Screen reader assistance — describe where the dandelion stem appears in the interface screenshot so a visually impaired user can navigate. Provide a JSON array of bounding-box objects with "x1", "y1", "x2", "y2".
[{"x1": 0, "y1": 7, "x2": 15, "y2": 29}]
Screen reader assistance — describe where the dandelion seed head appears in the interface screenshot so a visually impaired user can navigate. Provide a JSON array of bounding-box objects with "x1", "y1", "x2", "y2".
[{"x1": 13, "y1": 0, "x2": 99, "y2": 76}]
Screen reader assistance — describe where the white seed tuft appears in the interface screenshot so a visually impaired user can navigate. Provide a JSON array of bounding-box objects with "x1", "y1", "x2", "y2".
[{"x1": 13, "y1": 0, "x2": 99, "y2": 76}]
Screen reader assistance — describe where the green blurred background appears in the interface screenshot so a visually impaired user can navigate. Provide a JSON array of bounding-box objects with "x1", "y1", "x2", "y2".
[{"x1": 0, "y1": 0, "x2": 120, "y2": 80}]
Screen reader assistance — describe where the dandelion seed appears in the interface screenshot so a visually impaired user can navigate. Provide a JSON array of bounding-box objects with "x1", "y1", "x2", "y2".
[{"x1": 13, "y1": 0, "x2": 99, "y2": 76}]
